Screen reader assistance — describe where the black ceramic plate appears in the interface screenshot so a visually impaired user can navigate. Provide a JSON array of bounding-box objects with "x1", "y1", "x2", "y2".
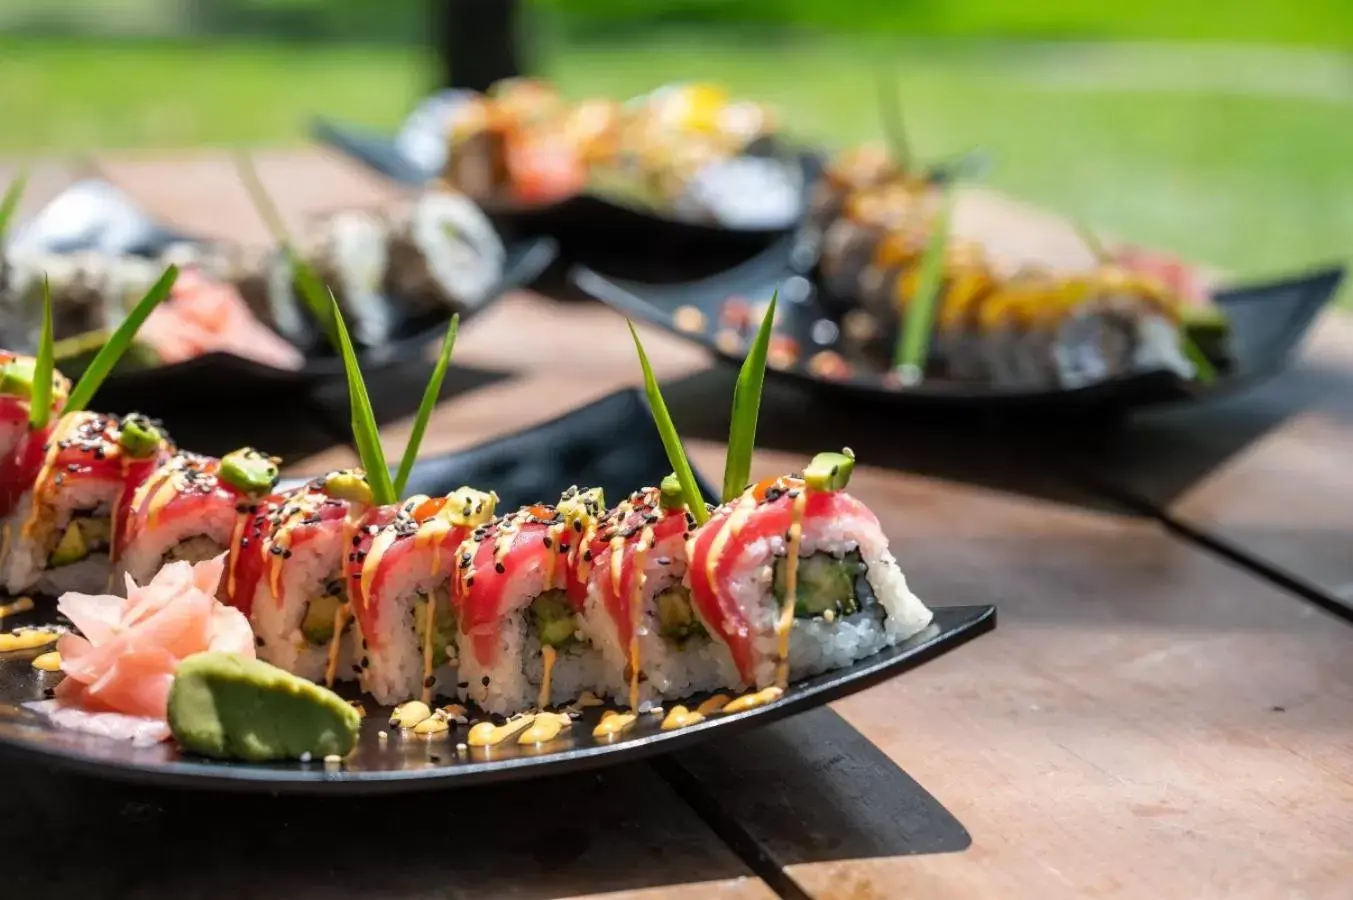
[
  {"x1": 570, "y1": 235, "x2": 1346, "y2": 412},
  {"x1": 3, "y1": 179, "x2": 558, "y2": 407},
  {"x1": 0, "y1": 388, "x2": 994, "y2": 793}
]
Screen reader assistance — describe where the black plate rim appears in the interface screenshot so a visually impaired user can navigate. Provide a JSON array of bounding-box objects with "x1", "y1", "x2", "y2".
[
  {"x1": 0, "y1": 605, "x2": 994, "y2": 794},
  {"x1": 569, "y1": 245, "x2": 1347, "y2": 409}
]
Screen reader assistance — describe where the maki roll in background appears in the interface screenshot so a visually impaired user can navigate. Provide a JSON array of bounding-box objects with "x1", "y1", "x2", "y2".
[
  {"x1": 0, "y1": 411, "x2": 172, "y2": 596},
  {"x1": 687, "y1": 451, "x2": 933, "y2": 690},
  {"x1": 229, "y1": 469, "x2": 367, "y2": 681},
  {"x1": 578, "y1": 479, "x2": 737, "y2": 710},
  {"x1": 453, "y1": 496, "x2": 608, "y2": 715},
  {"x1": 383, "y1": 190, "x2": 506, "y2": 316},
  {"x1": 347, "y1": 487, "x2": 497, "y2": 705},
  {"x1": 117, "y1": 448, "x2": 280, "y2": 594}
]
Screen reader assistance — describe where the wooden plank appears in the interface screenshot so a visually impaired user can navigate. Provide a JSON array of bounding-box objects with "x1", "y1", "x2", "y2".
[
  {"x1": 677, "y1": 441, "x2": 1353, "y2": 900},
  {"x1": 0, "y1": 763, "x2": 775, "y2": 900},
  {"x1": 1062, "y1": 313, "x2": 1353, "y2": 612}
]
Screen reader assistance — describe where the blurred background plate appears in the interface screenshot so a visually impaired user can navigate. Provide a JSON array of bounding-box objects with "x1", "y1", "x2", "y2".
[
  {"x1": 571, "y1": 235, "x2": 1345, "y2": 413},
  {"x1": 0, "y1": 178, "x2": 559, "y2": 411},
  {"x1": 0, "y1": 387, "x2": 994, "y2": 794}
]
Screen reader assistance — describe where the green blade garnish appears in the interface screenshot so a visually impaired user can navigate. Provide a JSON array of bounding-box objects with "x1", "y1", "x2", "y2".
[
  {"x1": 876, "y1": 69, "x2": 911, "y2": 171},
  {"x1": 627, "y1": 321, "x2": 707, "y2": 524},
  {"x1": 330, "y1": 291, "x2": 397, "y2": 507},
  {"x1": 1072, "y1": 218, "x2": 1110, "y2": 264},
  {"x1": 893, "y1": 189, "x2": 955, "y2": 384},
  {"x1": 233, "y1": 151, "x2": 337, "y2": 347},
  {"x1": 0, "y1": 169, "x2": 28, "y2": 245},
  {"x1": 722, "y1": 289, "x2": 777, "y2": 502},
  {"x1": 30, "y1": 276, "x2": 55, "y2": 429},
  {"x1": 64, "y1": 265, "x2": 178, "y2": 414},
  {"x1": 393, "y1": 313, "x2": 459, "y2": 497},
  {"x1": 1180, "y1": 331, "x2": 1219, "y2": 385}
]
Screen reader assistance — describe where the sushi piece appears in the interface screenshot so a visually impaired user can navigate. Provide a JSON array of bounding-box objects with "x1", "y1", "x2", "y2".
[
  {"x1": 0, "y1": 411, "x2": 172, "y2": 595},
  {"x1": 686, "y1": 451, "x2": 933, "y2": 689},
  {"x1": 578, "y1": 479, "x2": 737, "y2": 709},
  {"x1": 228, "y1": 469, "x2": 367, "y2": 681},
  {"x1": 117, "y1": 447, "x2": 281, "y2": 594},
  {"x1": 288, "y1": 209, "x2": 394, "y2": 350},
  {"x1": 1048, "y1": 266, "x2": 1194, "y2": 388},
  {"x1": 453, "y1": 494, "x2": 608, "y2": 715},
  {"x1": 346, "y1": 486, "x2": 498, "y2": 705},
  {"x1": 383, "y1": 189, "x2": 507, "y2": 315},
  {"x1": 0, "y1": 350, "x2": 69, "y2": 474}
]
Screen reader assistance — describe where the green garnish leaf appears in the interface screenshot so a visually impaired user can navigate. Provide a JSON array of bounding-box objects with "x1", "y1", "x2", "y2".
[
  {"x1": 722, "y1": 290, "x2": 777, "y2": 502},
  {"x1": 0, "y1": 169, "x2": 28, "y2": 245},
  {"x1": 393, "y1": 313, "x2": 459, "y2": 497},
  {"x1": 64, "y1": 265, "x2": 178, "y2": 414},
  {"x1": 330, "y1": 291, "x2": 397, "y2": 507},
  {"x1": 30, "y1": 276, "x2": 55, "y2": 429},
  {"x1": 893, "y1": 188, "x2": 955, "y2": 384},
  {"x1": 627, "y1": 321, "x2": 707, "y2": 524},
  {"x1": 233, "y1": 151, "x2": 337, "y2": 347},
  {"x1": 1072, "y1": 218, "x2": 1110, "y2": 264},
  {"x1": 876, "y1": 69, "x2": 911, "y2": 171},
  {"x1": 1181, "y1": 332, "x2": 1219, "y2": 385}
]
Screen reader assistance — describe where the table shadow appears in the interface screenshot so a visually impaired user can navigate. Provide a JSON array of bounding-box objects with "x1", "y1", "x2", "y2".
[{"x1": 0, "y1": 762, "x2": 752, "y2": 899}]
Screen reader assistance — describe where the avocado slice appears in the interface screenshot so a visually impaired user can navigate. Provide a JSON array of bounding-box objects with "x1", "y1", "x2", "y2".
[
  {"x1": 803, "y1": 449, "x2": 856, "y2": 492},
  {"x1": 773, "y1": 551, "x2": 863, "y2": 618},
  {"x1": 168, "y1": 651, "x2": 361, "y2": 761},
  {"x1": 0, "y1": 358, "x2": 36, "y2": 399},
  {"x1": 301, "y1": 591, "x2": 345, "y2": 645},
  {"x1": 656, "y1": 586, "x2": 706, "y2": 644},
  {"x1": 118, "y1": 413, "x2": 165, "y2": 459},
  {"x1": 414, "y1": 590, "x2": 459, "y2": 668},
  {"x1": 322, "y1": 471, "x2": 373, "y2": 506},
  {"x1": 49, "y1": 522, "x2": 89, "y2": 567},
  {"x1": 530, "y1": 590, "x2": 577, "y2": 649},
  {"x1": 220, "y1": 447, "x2": 280, "y2": 497}
]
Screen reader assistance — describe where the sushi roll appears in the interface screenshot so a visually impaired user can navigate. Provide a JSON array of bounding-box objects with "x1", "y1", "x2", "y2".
[
  {"x1": 686, "y1": 451, "x2": 933, "y2": 690},
  {"x1": 346, "y1": 486, "x2": 498, "y2": 705},
  {"x1": 0, "y1": 411, "x2": 173, "y2": 595},
  {"x1": 578, "y1": 479, "x2": 738, "y2": 710},
  {"x1": 228, "y1": 469, "x2": 367, "y2": 681},
  {"x1": 290, "y1": 209, "x2": 394, "y2": 349},
  {"x1": 453, "y1": 493, "x2": 608, "y2": 715},
  {"x1": 0, "y1": 351, "x2": 70, "y2": 470},
  {"x1": 383, "y1": 189, "x2": 506, "y2": 315},
  {"x1": 1048, "y1": 266, "x2": 1193, "y2": 389},
  {"x1": 116, "y1": 448, "x2": 280, "y2": 594}
]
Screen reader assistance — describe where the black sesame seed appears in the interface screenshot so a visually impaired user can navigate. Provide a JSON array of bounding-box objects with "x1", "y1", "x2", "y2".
[
  {"x1": 352, "y1": 665, "x2": 362, "y2": 675},
  {"x1": 543, "y1": 536, "x2": 552, "y2": 549},
  {"x1": 560, "y1": 543, "x2": 570, "y2": 554},
  {"x1": 466, "y1": 576, "x2": 475, "y2": 587},
  {"x1": 282, "y1": 550, "x2": 293, "y2": 560},
  {"x1": 583, "y1": 550, "x2": 592, "y2": 562},
  {"x1": 424, "y1": 675, "x2": 436, "y2": 688},
  {"x1": 352, "y1": 535, "x2": 362, "y2": 546},
  {"x1": 457, "y1": 681, "x2": 469, "y2": 689},
  {"x1": 254, "y1": 635, "x2": 264, "y2": 647},
  {"x1": 481, "y1": 675, "x2": 491, "y2": 686},
  {"x1": 360, "y1": 656, "x2": 370, "y2": 668},
  {"x1": 494, "y1": 562, "x2": 505, "y2": 574},
  {"x1": 573, "y1": 519, "x2": 582, "y2": 533}
]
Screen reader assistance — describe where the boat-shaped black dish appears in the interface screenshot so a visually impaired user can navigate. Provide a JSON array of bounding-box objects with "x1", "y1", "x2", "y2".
[
  {"x1": 0, "y1": 388, "x2": 994, "y2": 793},
  {"x1": 3, "y1": 179, "x2": 557, "y2": 410},
  {"x1": 570, "y1": 235, "x2": 1345, "y2": 413}
]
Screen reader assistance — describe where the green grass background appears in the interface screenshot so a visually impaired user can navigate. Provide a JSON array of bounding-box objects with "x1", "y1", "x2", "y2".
[{"x1": 1, "y1": 1, "x2": 1349, "y2": 298}]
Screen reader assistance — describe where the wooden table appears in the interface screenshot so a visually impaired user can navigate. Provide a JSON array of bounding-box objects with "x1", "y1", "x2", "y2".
[{"x1": 3, "y1": 149, "x2": 1352, "y2": 900}]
